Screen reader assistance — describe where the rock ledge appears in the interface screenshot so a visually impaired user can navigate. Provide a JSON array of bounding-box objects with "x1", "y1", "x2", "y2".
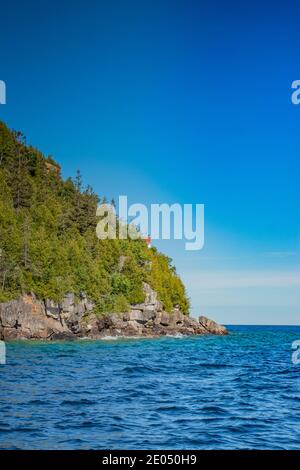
[{"x1": 0, "y1": 284, "x2": 227, "y2": 340}]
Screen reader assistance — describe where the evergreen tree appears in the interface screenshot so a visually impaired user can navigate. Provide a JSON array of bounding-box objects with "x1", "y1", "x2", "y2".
[{"x1": 0, "y1": 121, "x2": 190, "y2": 314}]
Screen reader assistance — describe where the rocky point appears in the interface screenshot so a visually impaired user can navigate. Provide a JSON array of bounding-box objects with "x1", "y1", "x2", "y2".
[{"x1": 0, "y1": 283, "x2": 227, "y2": 340}]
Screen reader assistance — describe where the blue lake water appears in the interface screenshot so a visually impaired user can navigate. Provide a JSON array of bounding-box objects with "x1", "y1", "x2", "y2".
[{"x1": 0, "y1": 325, "x2": 300, "y2": 450}]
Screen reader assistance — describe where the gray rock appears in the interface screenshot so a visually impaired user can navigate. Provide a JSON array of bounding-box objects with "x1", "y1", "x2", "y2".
[
  {"x1": 131, "y1": 282, "x2": 163, "y2": 313},
  {"x1": 0, "y1": 284, "x2": 228, "y2": 340},
  {"x1": 159, "y1": 312, "x2": 171, "y2": 327},
  {"x1": 123, "y1": 310, "x2": 144, "y2": 322},
  {"x1": 45, "y1": 299, "x2": 61, "y2": 321},
  {"x1": 0, "y1": 294, "x2": 65, "y2": 340},
  {"x1": 198, "y1": 316, "x2": 228, "y2": 335},
  {"x1": 50, "y1": 331, "x2": 77, "y2": 341},
  {"x1": 123, "y1": 309, "x2": 156, "y2": 323},
  {"x1": 59, "y1": 292, "x2": 95, "y2": 333}
]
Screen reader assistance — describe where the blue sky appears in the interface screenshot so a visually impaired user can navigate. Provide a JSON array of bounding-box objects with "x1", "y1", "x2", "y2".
[{"x1": 0, "y1": 0, "x2": 299, "y2": 324}]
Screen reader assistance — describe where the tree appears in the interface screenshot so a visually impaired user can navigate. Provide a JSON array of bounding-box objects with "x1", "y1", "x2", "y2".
[{"x1": 0, "y1": 120, "x2": 190, "y2": 314}]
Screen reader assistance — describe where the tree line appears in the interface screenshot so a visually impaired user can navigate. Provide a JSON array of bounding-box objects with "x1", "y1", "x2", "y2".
[{"x1": 0, "y1": 121, "x2": 189, "y2": 314}]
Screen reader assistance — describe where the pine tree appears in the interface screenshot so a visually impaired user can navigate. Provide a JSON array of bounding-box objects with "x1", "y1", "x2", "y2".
[{"x1": 0, "y1": 121, "x2": 190, "y2": 314}]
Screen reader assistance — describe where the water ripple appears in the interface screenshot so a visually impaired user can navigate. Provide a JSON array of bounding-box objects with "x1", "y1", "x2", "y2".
[{"x1": 0, "y1": 325, "x2": 300, "y2": 449}]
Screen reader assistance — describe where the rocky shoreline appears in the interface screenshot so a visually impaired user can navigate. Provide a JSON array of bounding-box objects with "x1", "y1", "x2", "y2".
[{"x1": 0, "y1": 283, "x2": 227, "y2": 341}]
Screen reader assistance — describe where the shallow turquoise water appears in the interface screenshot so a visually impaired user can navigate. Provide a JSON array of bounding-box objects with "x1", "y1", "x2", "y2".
[{"x1": 0, "y1": 325, "x2": 300, "y2": 449}]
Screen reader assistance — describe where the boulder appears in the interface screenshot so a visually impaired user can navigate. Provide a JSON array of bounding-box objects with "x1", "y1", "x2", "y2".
[
  {"x1": 159, "y1": 312, "x2": 172, "y2": 327},
  {"x1": 45, "y1": 299, "x2": 61, "y2": 321},
  {"x1": 123, "y1": 310, "x2": 155, "y2": 323},
  {"x1": 50, "y1": 331, "x2": 77, "y2": 341},
  {"x1": 198, "y1": 316, "x2": 227, "y2": 335}
]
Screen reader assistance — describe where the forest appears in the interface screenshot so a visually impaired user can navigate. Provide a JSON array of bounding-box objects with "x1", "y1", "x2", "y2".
[{"x1": 0, "y1": 121, "x2": 189, "y2": 315}]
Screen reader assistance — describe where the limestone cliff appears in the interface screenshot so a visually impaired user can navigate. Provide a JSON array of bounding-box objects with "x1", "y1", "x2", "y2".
[{"x1": 0, "y1": 283, "x2": 227, "y2": 341}]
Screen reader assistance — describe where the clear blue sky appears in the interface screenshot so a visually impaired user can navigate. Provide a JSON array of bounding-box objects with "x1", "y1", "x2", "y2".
[{"x1": 0, "y1": 0, "x2": 299, "y2": 324}]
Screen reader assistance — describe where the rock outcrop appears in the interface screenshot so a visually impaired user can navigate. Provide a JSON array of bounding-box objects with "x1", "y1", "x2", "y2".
[
  {"x1": 0, "y1": 284, "x2": 227, "y2": 341},
  {"x1": 198, "y1": 316, "x2": 227, "y2": 336}
]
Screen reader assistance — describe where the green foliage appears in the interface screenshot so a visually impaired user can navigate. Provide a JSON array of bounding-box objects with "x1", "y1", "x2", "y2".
[{"x1": 0, "y1": 121, "x2": 190, "y2": 314}]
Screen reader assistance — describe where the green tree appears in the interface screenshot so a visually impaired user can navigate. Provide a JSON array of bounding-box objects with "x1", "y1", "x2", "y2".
[{"x1": 0, "y1": 120, "x2": 190, "y2": 315}]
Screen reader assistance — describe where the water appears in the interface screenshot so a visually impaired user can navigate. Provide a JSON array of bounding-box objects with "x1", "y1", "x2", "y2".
[{"x1": 0, "y1": 325, "x2": 300, "y2": 450}]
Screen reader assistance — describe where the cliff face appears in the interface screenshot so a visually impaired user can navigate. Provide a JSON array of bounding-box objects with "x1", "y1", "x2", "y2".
[{"x1": 0, "y1": 284, "x2": 227, "y2": 341}]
